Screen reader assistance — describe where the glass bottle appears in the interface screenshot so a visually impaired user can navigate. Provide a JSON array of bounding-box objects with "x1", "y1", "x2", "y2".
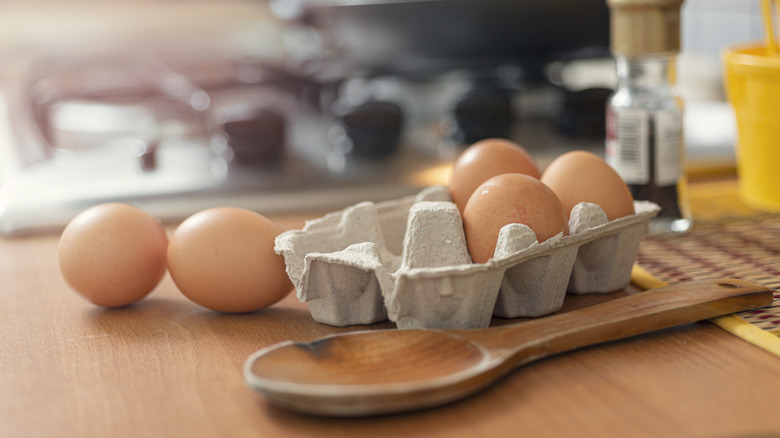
[{"x1": 605, "y1": 0, "x2": 692, "y2": 235}]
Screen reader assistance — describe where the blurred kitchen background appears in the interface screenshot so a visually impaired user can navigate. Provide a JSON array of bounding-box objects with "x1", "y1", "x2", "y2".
[{"x1": 0, "y1": 0, "x2": 763, "y2": 234}]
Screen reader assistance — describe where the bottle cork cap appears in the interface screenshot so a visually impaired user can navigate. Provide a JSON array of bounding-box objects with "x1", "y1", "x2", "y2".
[{"x1": 607, "y1": 0, "x2": 684, "y2": 55}]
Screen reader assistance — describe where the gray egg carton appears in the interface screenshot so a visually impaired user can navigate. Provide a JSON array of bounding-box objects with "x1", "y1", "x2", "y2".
[{"x1": 275, "y1": 185, "x2": 660, "y2": 329}]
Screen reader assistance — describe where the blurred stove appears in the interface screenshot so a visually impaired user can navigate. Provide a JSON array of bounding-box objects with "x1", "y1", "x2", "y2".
[
  {"x1": 0, "y1": 49, "x2": 611, "y2": 235},
  {"x1": 0, "y1": 0, "x2": 733, "y2": 235}
]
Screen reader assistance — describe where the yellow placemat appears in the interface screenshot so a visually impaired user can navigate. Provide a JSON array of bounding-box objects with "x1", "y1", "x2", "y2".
[
  {"x1": 631, "y1": 265, "x2": 780, "y2": 357},
  {"x1": 632, "y1": 178, "x2": 780, "y2": 357}
]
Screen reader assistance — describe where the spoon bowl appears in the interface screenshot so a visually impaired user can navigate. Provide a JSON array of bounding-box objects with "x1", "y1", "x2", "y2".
[
  {"x1": 245, "y1": 278, "x2": 773, "y2": 416},
  {"x1": 247, "y1": 329, "x2": 495, "y2": 415}
]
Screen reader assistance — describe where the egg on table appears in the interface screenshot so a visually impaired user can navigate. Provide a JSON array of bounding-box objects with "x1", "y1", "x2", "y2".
[
  {"x1": 448, "y1": 138, "x2": 540, "y2": 212},
  {"x1": 462, "y1": 173, "x2": 569, "y2": 264},
  {"x1": 167, "y1": 207, "x2": 292, "y2": 313},
  {"x1": 541, "y1": 150, "x2": 635, "y2": 221},
  {"x1": 57, "y1": 203, "x2": 168, "y2": 308}
]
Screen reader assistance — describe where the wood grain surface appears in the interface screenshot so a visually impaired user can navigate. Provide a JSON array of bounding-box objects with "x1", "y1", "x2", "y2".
[
  {"x1": 2, "y1": 214, "x2": 780, "y2": 438},
  {"x1": 246, "y1": 279, "x2": 772, "y2": 416}
]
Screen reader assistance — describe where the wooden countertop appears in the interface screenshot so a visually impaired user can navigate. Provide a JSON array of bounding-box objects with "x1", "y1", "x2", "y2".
[{"x1": 3, "y1": 208, "x2": 780, "y2": 438}]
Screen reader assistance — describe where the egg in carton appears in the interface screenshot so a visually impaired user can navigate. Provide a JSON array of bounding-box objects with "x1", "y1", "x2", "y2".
[{"x1": 274, "y1": 186, "x2": 660, "y2": 329}]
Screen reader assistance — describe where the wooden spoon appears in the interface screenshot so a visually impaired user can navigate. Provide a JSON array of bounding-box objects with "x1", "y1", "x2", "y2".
[{"x1": 244, "y1": 278, "x2": 772, "y2": 417}]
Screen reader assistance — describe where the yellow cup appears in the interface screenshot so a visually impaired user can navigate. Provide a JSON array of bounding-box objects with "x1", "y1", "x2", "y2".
[{"x1": 723, "y1": 43, "x2": 780, "y2": 212}]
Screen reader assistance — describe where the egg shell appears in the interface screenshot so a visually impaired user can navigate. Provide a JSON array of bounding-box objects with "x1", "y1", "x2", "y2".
[
  {"x1": 167, "y1": 207, "x2": 291, "y2": 313},
  {"x1": 462, "y1": 173, "x2": 569, "y2": 264},
  {"x1": 448, "y1": 138, "x2": 540, "y2": 212},
  {"x1": 541, "y1": 150, "x2": 635, "y2": 221},
  {"x1": 275, "y1": 185, "x2": 660, "y2": 329},
  {"x1": 57, "y1": 203, "x2": 168, "y2": 308}
]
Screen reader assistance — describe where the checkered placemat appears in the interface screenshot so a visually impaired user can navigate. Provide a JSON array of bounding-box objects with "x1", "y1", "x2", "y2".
[{"x1": 633, "y1": 179, "x2": 780, "y2": 354}]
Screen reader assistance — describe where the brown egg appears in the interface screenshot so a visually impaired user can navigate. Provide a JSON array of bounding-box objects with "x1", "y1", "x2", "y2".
[
  {"x1": 58, "y1": 203, "x2": 168, "y2": 307},
  {"x1": 541, "y1": 150, "x2": 635, "y2": 221},
  {"x1": 462, "y1": 173, "x2": 569, "y2": 264},
  {"x1": 167, "y1": 207, "x2": 292, "y2": 313},
  {"x1": 448, "y1": 138, "x2": 541, "y2": 212}
]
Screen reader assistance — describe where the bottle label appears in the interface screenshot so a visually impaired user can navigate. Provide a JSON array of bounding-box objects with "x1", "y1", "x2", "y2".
[{"x1": 606, "y1": 107, "x2": 682, "y2": 187}]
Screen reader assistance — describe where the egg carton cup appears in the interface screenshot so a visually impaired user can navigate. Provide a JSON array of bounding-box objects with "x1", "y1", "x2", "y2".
[{"x1": 275, "y1": 185, "x2": 659, "y2": 329}]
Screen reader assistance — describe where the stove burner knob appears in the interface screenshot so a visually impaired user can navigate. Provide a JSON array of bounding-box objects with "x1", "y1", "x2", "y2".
[
  {"x1": 222, "y1": 109, "x2": 286, "y2": 165},
  {"x1": 340, "y1": 101, "x2": 403, "y2": 158},
  {"x1": 134, "y1": 140, "x2": 158, "y2": 172},
  {"x1": 449, "y1": 88, "x2": 514, "y2": 145},
  {"x1": 554, "y1": 87, "x2": 611, "y2": 139}
]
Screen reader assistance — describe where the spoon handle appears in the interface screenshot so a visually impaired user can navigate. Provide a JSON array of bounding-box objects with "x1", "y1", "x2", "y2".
[{"x1": 478, "y1": 278, "x2": 773, "y2": 365}]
